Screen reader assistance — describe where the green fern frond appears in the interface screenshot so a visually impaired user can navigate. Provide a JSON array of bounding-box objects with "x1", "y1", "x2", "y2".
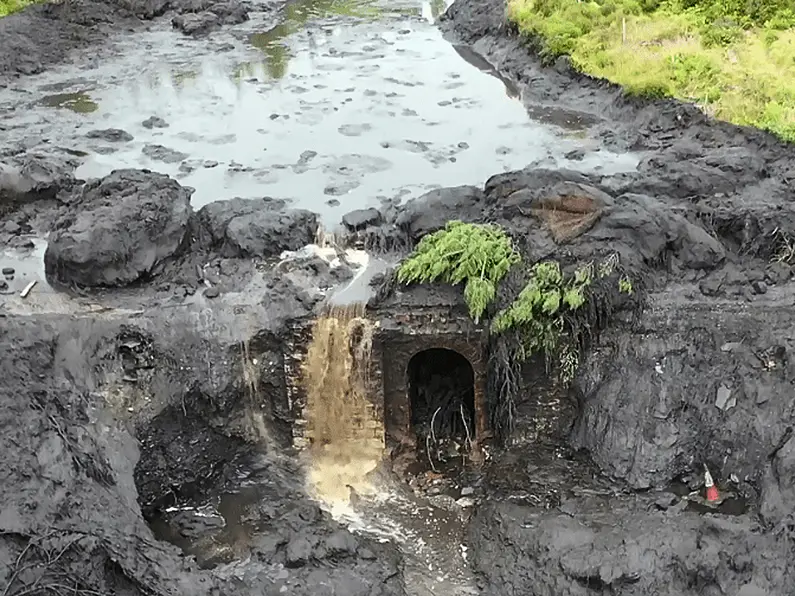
[{"x1": 396, "y1": 221, "x2": 521, "y2": 320}]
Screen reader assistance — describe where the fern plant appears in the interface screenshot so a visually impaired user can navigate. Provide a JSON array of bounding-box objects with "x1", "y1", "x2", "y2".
[
  {"x1": 491, "y1": 261, "x2": 593, "y2": 377},
  {"x1": 492, "y1": 256, "x2": 631, "y2": 384},
  {"x1": 396, "y1": 221, "x2": 521, "y2": 323}
]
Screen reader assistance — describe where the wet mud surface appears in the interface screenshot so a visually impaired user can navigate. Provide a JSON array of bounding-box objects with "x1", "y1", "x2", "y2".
[
  {"x1": 1, "y1": 0, "x2": 636, "y2": 230},
  {"x1": 3, "y1": 0, "x2": 795, "y2": 594}
]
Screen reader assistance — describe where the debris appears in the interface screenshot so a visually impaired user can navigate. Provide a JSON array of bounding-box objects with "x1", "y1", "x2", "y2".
[
  {"x1": 20, "y1": 280, "x2": 37, "y2": 298},
  {"x1": 715, "y1": 384, "x2": 736, "y2": 411},
  {"x1": 704, "y1": 465, "x2": 720, "y2": 503}
]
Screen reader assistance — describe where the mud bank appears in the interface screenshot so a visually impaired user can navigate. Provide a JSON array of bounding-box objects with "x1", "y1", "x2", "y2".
[
  {"x1": 432, "y1": 0, "x2": 795, "y2": 593},
  {"x1": 0, "y1": 0, "x2": 282, "y2": 79},
  {"x1": 0, "y1": 306, "x2": 404, "y2": 595}
]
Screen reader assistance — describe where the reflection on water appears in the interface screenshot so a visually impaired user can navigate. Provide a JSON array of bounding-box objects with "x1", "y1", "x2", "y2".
[
  {"x1": 39, "y1": 91, "x2": 99, "y2": 113},
  {"x1": 248, "y1": 0, "x2": 384, "y2": 79},
  {"x1": 245, "y1": 0, "x2": 453, "y2": 80}
]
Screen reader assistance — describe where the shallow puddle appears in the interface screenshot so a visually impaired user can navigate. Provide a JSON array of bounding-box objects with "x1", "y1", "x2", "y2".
[{"x1": 0, "y1": 238, "x2": 50, "y2": 296}]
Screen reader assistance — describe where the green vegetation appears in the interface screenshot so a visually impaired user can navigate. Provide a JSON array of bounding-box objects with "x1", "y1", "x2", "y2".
[
  {"x1": 0, "y1": 0, "x2": 37, "y2": 17},
  {"x1": 397, "y1": 222, "x2": 637, "y2": 384},
  {"x1": 507, "y1": 0, "x2": 795, "y2": 140},
  {"x1": 396, "y1": 221, "x2": 521, "y2": 323},
  {"x1": 492, "y1": 256, "x2": 632, "y2": 383}
]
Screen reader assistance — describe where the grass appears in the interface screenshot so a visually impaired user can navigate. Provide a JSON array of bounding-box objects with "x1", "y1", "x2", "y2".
[
  {"x1": 507, "y1": 0, "x2": 795, "y2": 141},
  {"x1": 0, "y1": 0, "x2": 37, "y2": 17}
]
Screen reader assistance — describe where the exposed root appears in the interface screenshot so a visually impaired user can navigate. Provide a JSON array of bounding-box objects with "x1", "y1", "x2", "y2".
[{"x1": 1, "y1": 531, "x2": 103, "y2": 596}]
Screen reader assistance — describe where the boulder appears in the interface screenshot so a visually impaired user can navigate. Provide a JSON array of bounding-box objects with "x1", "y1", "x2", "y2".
[
  {"x1": 196, "y1": 197, "x2": 318, "y2": 258},
  {"x1": 0, "y1": 152, "x2": 78, "y2": 209},
  {"x1": 44, "y1": 169, "x2": 192, "y2": 287},
  {"x1": 171, "y1": 0, "x2": 249, "y2": 37},
  {"x1": 591, "y1": 193, "x2": 726, "y2": 269},
  {"x1": 396, "y1": 185, "x2": 485, "y2": 242},
  {"x1": 342, "y1": 207, "x2": 382, "y2": 231}
]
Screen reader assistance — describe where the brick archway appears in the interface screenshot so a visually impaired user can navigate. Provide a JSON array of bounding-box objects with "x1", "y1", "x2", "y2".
[{"x1": 378, "y1": 332, "x2": 487, "y2": 450}]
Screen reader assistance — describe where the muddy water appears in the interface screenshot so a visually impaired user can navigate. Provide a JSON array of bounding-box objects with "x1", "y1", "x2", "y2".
[
  {"x1": 1, "y1": 0, "x2": 638, "y2": 233},
  {"x1": 302, "y1": 302, "x2": 384, "y2": 505},
  {"x1": 301, "y1": 302, "x2": 477, "y2": 596}
]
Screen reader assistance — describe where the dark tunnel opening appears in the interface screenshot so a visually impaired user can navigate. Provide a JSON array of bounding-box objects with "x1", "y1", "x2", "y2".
[{"x1": 407, "y1": 348, "x2": 476, "y2": 468}]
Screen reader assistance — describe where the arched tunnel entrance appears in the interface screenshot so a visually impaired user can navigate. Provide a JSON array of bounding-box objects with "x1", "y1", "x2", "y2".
[{"x1": 407, "y1": 348, "x2": 476, "y2": 470}]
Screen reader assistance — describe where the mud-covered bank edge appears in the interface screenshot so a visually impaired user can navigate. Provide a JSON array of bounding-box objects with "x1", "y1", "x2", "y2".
[
  {"x1": 0, "y1": 0, "x2": 289, "y2": 82},
  {"x1": 438, "y1": 0, "x2": 793, "y2": 158}
]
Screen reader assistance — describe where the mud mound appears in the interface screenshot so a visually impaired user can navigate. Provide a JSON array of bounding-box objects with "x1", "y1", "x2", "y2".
[
  {"x1": 467, "y1": 448, "x2": 795, "y2": 596},
  {"x1": 196, "y1": 197, "x2": 319, "y2": 259},
  {"x1": 472, "y1": 496, "x2": 795, "y2": 596},
  {"x1": 0, "y1": 311, "x2": 405, "y2": 596},
  {"x1": 44, "y1": 169, "x2": 193, "y2": 288},
  {"x1": 0, "y1": 0, "x2": 271, "y2": 79},
  {"x1": 503, "y1": 180, "x2": 610, "y2": 243}
]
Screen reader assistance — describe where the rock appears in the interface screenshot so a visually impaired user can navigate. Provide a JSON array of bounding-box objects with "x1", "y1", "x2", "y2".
[
  {"x1": 86, "y1": 128, "x2": 133, "y2": 142},
  {"x1": 342, "y1": 208, "x2": 382, "y2": 231},
  {"x1": 285, "y1": 535, "x2": 313, "y2": 568},
  {"x1": 766, "y1": 262, "x2": 791, "y2": 285},
  {"x1": 653, "y1": 493, "x2": 679, "y2": 510},
  {"x1": 3, "y1": 220, "x2": 20, "y2": 235},
  {"x1": 699, "y1": 273, "x2": 724, "y2": 296},
  {"x1": 142, "y1": 116, "x2": 169, "y2": 129},
  {"x1": 172, "y1": 12, "x2": 220, "y2": 36},
  {"x1": 44, "y1": 169, "x2": 192, "y2": 287},
  {"x1": 323, "y1": 530, "x2": 358, "y2": 556},
  {"x1": 142, "y1": 144, "x2": 189, "y2": 164},
  {"x1": 592, "y1": 193, "x2": 725, "y2": 270},
  {"x1": 715, "y1": 384, "x2": 736, "y2": 411},
  {"x1": 196, "y1": 197, "x2": 318, "y2": 259},
  {"x1": 564, "y1": 148, "x2": 586, "y2": 161},
  {"x1": 203, "y1": 286, "x2": 220, "y2": 298},
  {"x1": 752, "y1": 280, "x2": 768, "y2": 294},
  {"x1": 2, "y1": 267, "x2": 14, "y2": 276},
  {"x1": 396, "y1": 185, "x2": 485, "y2": 241},
  {"x1": 171, "y1": 1, "x2": 249, "y2": 37},
  {"x1": 0, "y1": 152, "x2": 78, "y2": 206}
]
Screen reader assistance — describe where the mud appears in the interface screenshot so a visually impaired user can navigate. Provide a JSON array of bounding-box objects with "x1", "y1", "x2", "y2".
[{"x1": 2, "y1": 0, "x2": 795, "y2": 594}]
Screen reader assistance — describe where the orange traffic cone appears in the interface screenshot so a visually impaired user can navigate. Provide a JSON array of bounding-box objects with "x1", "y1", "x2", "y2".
[{"x1": 704, "y1": 465, "x2": 720, "y2": 503}]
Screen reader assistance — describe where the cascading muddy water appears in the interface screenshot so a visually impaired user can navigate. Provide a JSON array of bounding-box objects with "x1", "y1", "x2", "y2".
[
  {"x1": 302, "y1": 303, "x2": 385, "y2": 514},
  {"x1": 301, "y1": 303, "x2": 479, "y2": 596}
]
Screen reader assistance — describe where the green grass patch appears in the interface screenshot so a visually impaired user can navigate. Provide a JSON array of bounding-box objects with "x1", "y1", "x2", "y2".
[
  {"x1": 0, "y1": 0, "x2": 38, "y2": 17},
  {"x1": 507, "y1": 0, "x2": 795, "y2": 141}
]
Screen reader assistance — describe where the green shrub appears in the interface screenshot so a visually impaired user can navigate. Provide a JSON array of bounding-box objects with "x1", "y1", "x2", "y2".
[{"x1": 395, "y1": 221, "x2": 521, "y2": 323}]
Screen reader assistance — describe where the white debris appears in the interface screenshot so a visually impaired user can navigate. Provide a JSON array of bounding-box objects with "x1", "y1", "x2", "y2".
[
  {"x1": 20, "y1": 280, "x2": 37, "y2": 298},
  {"x1": 716, "y1": 384, "x2": 736, "y2": 411}
]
